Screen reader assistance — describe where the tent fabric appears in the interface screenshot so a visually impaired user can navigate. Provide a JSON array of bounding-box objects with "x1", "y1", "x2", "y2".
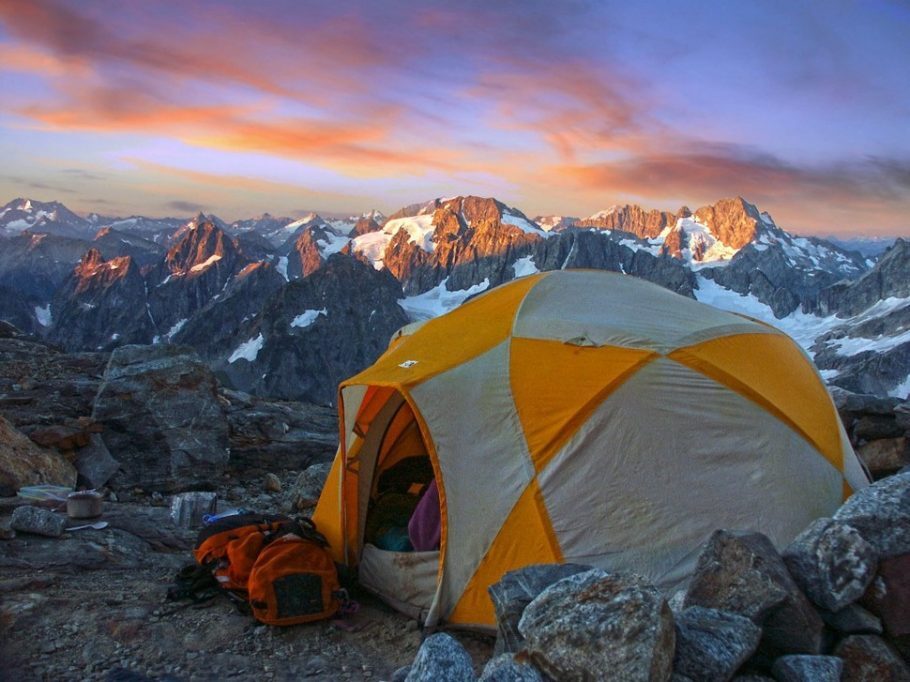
[{"x1": 313, "y1": 269, "x2": 870, "y2": 630}]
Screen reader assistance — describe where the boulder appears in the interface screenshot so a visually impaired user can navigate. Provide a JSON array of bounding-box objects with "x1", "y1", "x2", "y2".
[
  {"x1": 834, "y1": 634, "x2": 910, "y2": 681},
  {"x1": 517, "y1": 569, "x2": 675, "y2": 682},
  {"x1": 74, "y1": 433, "x2": 120, "y2": 489},
  {"x1": 672, "y1": 606, "x2": 762, "y2": 682},
  {"x1": 782, "y1": 517, "x2": 878, "y2": 611},
  {"x1": 684, "y1": 530, "x2": 824, "y2": 656},
  {"x1": 92, "y1": 345, "x2": 230, "y2": 491},
  {"x1": 820, "y1": 604, "x2": 883, "y2": 635},
  {"x1": 857, "y1": 438, "x2": 909, "y2": 478},
  {"x1": 404, "y1": 633, "x2": 475, "y2": 682},
  {"x1": 285, "y1": 463, "x2": 333, "y2": 512},
  {"x1": 478, "y1": 654, "x2": 543, "y2": 681},
  {"x1": 221, "y1": 390, "x2": 337, "y2": 473},
  {"x1": 834, "y1": 471, "x2": 910, "y2": 558},
  {"x1": 861, "y1": 553, "x2": 910, "y2": 639},
  {"x1": 264, "y1": 473, "x2": 281, "y2": 493},
  {"x1": 770, "y1": 655, "x2": 843, "y2": 681},
  {"x1": 0, "y1": 415, "x2": 76, "y2": 496},
  {"x1": 10, "y1": 506, "x2": 66, "y2": 537},
  {"x1": 487, "y1": 563, "x2": 592, "y2": 654}
]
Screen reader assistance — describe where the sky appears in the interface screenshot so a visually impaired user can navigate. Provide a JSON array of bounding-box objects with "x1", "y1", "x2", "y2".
[{"x1": 0, "y1": 0, "x2": 908, "y2": 236}]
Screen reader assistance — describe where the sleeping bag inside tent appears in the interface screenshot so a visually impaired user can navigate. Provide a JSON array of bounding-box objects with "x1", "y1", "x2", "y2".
[{"x1": 312, "y1": 269, "x2": 870, "y2": 630}]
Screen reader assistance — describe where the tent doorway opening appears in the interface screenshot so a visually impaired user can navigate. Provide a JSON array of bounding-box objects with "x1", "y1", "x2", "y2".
[{"x1": 352, "y1": 388, "x2": 442, "y2": 621}]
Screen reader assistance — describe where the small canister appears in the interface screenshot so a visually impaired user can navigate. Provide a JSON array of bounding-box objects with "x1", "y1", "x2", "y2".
[{"x1": 66, "y1": 491, "x2": 104, "y2": 519}]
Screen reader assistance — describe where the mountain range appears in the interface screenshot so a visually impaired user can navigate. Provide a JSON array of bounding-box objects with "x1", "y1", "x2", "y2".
[{"x1": 0, "y1": 195, "x2": 906, "y2": 403}]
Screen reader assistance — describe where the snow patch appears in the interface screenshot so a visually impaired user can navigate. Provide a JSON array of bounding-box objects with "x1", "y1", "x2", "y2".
[
  {"x1": 276, "y1": 256, "x2": 289, "y2": 281},
  {"x1": 831, "y1": 328, "x2": 910, "y2": 357},
  {"x1": 400, "y1": 278, "x2": 490, "y2": 321},
  {"x1": 190, "y1": 254, "x2": 222, "y2": 272},
  {"x1": 512, "y1": 256, "x2": 539, "y2": 278},
  {"x1": 228, "y1": 333, "x2": 264, "y2": 363},
  {"x1": 290, "y1": 308, "x2": 327, "y2": 329},
  {"x1": 889, "y1": 374, "x2": 910, "y2": 399},
  {"x1": 351, "y1": 214, "x2": 435, "y2": 269},
  {"x1": 35, "y1": 305, "x2": 52, "y2": 327},
  {"x1": 165, "y1": 318, "x2": 187, "y2": 340},
  {"x1": 315, "y1": 230, "x2": 351, "y2": 258},
  {"x1": 501, "y1": 212, "x2": 547, "y2": 236}
]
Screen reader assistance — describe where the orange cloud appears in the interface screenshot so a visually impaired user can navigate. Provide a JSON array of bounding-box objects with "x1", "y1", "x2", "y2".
[{"x1": 0, "y1": 43, "x2": 91, "y2": 77}]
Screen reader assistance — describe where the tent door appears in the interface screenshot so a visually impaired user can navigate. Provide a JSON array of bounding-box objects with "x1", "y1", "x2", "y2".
[{"x1": 359, "y1": 544, "x2": 439, "y2": 624}]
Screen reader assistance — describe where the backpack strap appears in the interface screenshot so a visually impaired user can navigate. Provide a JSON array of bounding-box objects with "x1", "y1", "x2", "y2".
[{"x1": 167, "y1": 563, "x2": 220, "y2": 603}]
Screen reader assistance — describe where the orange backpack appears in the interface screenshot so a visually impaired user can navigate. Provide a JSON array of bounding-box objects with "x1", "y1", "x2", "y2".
[
  {"x1": 192, "y1": 513, "x2": 342, "y2": 625},
  {"x1": 248, "y1": 533, "x2": 341, "y2": 626}
]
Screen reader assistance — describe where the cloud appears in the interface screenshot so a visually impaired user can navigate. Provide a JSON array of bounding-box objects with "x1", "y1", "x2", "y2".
[
  {"x1": 166, "y1": 200, "x2": 206, "y2": 213},
  {"x1": 557, "y1": 147, "x2": 910, "y2": 206},
  {"x1": 0, "y1": 174, "x2": 76, "y2": 194},
  {"x1": 61, "y1": 168, "x2": 105, "y2": 181}
]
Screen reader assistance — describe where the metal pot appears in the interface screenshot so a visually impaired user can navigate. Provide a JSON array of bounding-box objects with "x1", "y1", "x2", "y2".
[{"x1": 66, "y1": 491, "x2": 103, "y2": 519}]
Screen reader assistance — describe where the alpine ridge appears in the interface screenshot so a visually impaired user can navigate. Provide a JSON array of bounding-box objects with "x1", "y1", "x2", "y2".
[{"x1": 0, "y1": 194, "x2": 906, "y2": 402}]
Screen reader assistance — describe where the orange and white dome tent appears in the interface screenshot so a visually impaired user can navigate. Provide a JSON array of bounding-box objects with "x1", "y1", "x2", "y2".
[{"x1": 313, "y1": 270, "x2": 869, "y2": 629}]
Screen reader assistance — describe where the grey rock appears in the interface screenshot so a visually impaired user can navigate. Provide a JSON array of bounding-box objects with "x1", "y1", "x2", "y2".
[
  {"x1": 10, "y1": 505, "x2": 67, "y2": 537},
  {"x1": 834, "y1": 634, "x2": 910, "y2": 681},
  {"x1": 518, "y1": 569, "x2": 675, "y2": 682},
  {"x1": 820, "y1": 604, "x2": 883, "y2": 635},
  {"x1": 488, "y1": 563, "x2": 592, "y2": 654},
  {"x1": 221, "y1": 391, "x2": 337, "y2": 472},
  {"x1": 783, "y1": 517, "x2": 878, "y2": 611},
  {"x1": 684, "y1": 530, "x2": 825, "y2": 656},
  {"x1": 285, "y1": 462, "x2": 333, "y2": 511},
  {"x1": 405, "y1": 633, "x2": 475, "y2": 682},
  {"x1": 834, "y1": 471, "x2": 910, "y2": 558},
  {"x1": 75, "y1": 433, "x2": 120, "y2": 488},
  {"x1": 859, "y1": 553, "x2": 910, "y2": 640},
  {"x1": 673, "y1": 606, "x2": 762, "y2": 682},
  {"x1": 92, "y1": 344, "x2": 230, "y2": 491},
  {"x1": 479, "y1": 654, "x2": 543, "y2": 681},
  {"x1": 771, "y1": 655, "x2": 843, "y2": 681},
  {"x1": 390, "y1": 666, "x2": 411, "y2": 682},
  {"x1": 263, "y1": 473, "x2": 281, "y2": 493}
]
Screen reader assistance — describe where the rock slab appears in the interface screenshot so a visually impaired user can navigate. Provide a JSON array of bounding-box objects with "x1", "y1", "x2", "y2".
[
  {"x1": 834, "y1": 471, "x2": 910, "y2": 559},
  {"x1": 92, "y1": 345, "x2": 230, "y2": 492},
  {"x1": 405, "y1": 633, "x2": 475, "y2": 682},
  {"x1": 488, "y1": 563, "x2": 592, "y2": 654},
  {"x1": 771, "y1": 655, "x2": 844, "y2": 682},
  {"x1": 685, "y1": 530, "x2": 825, "y2": 656},
  {"x1": 518, "y1": 569, "x2": 675, "y2": 682},
  {"x1": 0, "y1": 415, "x2": 76, "y2": 496},
  {"x1": 74, "y1": 433, "x2": 120, "y2": 489},
  {"x1": 834, "y1": 634, "x2": 910, "y2": 681},
  {"x1": 861, "y1": 553, "x2": 910, "y2": 639},
  {"x1": 673, "y1": 606, "x2": 762, "y2": 682},
  {"x1": 479, "y1": 654, "x2": 543, "y2": 681},
  {"x1": 10, "y1": 506, "x2": 67, "y2": 537},
  {"x1": 782, "y1": 517, "x2": 878, "y2": 612}
]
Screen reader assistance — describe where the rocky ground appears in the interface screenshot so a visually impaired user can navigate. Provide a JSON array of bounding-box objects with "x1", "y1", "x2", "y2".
[
  {"x1": 0, "y1": 473, "x2": 493, "y2": 681},
  {"x1": 1, "y1": 323, "x2": 908, "y2": 681}
]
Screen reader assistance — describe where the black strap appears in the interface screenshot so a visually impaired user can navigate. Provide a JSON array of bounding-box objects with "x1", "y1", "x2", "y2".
[{"x1": 167, "y1": 563, "x2": 220, "y2": 603}]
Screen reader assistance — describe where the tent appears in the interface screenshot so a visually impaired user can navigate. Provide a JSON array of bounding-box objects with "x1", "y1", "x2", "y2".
[{"x1": 313, "y1": 270, "x2": 869, "y2": 629}]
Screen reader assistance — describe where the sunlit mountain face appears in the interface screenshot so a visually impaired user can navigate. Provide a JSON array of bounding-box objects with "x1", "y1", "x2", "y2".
[
  {"x1": 1, "y1": 193, "x2": 907, "y2": 402},
  {"x1": 0, "y1": 1, "x2": 907, "y2": 238}
]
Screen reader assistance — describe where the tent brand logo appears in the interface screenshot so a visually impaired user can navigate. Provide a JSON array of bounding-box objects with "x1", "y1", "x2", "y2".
[{"x1": 398, "y1": 360, "x2": 419, "y2": 368}]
